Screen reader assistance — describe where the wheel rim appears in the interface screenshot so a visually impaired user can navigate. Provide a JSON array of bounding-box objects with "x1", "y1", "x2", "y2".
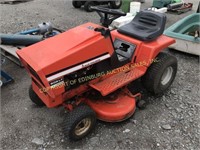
[
  {"x1": 114, "y1": 0, "x2": 121, "y2": 6},
  {"x1": 0, "y1": 80, "x2": 2, "y2": 87},
  {"x1": 88, "y1": 5, "x2": 92, "y2": 11},
  {"x1": 161, "y1": 66, "x2": 173, "y2": 85},
  {"x1": 87, "y1": 2, "x2": 94, "y2": 11},
  {"x1": 75, "y1": 118, "x2": 92, "y2": 136}
]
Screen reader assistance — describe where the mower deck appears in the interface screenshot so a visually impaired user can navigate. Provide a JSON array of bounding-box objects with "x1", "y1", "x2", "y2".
[{"x1": 86, "y1": 90, "x2": 136, "y2": 122}]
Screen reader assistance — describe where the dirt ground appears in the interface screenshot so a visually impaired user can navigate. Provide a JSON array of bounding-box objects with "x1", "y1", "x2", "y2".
[{"x1": 0, "y1": 0, "x2": 200, "y2": 150}]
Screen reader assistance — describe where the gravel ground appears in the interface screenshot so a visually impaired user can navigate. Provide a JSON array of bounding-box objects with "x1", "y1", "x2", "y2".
[{"x1": 1, "y1": 0, "x2": 200, "y2": 150}]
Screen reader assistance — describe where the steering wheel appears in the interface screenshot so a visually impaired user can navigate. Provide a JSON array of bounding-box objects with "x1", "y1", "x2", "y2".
[
  {"x1": 91, "y1": 6, "x2": 126, "y2": 27},
  {"x1": 91, "y1": 6, "x2": 126, "y2": 16}
]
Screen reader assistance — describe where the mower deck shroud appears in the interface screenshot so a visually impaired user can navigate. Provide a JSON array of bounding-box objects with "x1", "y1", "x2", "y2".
[{"x1": 86, "y1": 90, "x2": 136, "y2": 122}]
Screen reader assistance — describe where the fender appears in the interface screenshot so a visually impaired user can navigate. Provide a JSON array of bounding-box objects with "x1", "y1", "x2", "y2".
[{"x1": 134, "y1": 35, "x2": 175, "y2": 67}]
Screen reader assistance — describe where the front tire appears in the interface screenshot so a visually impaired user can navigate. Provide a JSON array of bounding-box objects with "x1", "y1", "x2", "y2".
[
  {"x1": 63, "y1": 105, "x2": 96, "y2": 140},
  {"x1": 110, "y1": 0, "x2": 122, "y2": 9},
  {"x1": 29, "y1": 85, "x2": 45, "y2": 106},
  {"x1": 84, "y1": 1, "x2": 95, "y2": 12},
  {"x1": 141, "y1": 52, "x2": 177, "y2": 94},
  {"x1": 72, "y1": 0, "x2": 82, "y2": 8}
]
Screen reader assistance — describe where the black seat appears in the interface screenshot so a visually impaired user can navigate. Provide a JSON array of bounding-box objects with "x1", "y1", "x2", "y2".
[{"x1": 117, "y1": 10, "x2": 166, "y2": 41}]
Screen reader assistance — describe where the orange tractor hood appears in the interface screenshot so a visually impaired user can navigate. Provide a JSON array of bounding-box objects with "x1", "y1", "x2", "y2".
[{"x1": 17, "y1": 23, "x2": 113, "y2": 76}]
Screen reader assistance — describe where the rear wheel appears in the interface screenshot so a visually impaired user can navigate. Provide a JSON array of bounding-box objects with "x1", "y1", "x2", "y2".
[
  {"x1": 84, "y1": 1, "x2": 95, "y2": 12},
  {"x1": 72, "y1": 0, "x2": 82, "y2": 8},
  {"x1": 63, "y1": 105, "x2": 96, "y2": 140},
  {"x1": 110, "y1": 0, "x2": 122, "y2": 9},
  {"x1": 29, "y1": 85, "x2": 45, "y2": 106},
  {"x1": 141, "y1": 52, "x2": 177, "y2": 94}
]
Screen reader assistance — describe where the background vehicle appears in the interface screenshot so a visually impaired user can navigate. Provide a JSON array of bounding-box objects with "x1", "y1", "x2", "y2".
[{"x1": 72, "y1": 0, "x2": 122, "y2": 12}]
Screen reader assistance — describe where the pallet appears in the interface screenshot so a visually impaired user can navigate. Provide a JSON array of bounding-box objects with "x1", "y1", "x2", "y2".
[
  {"x1": 0, "y1": 45, "x2": 24, "y2": 67},
  {"x1": 0, "y1": 0, "x2": 32, "y2": 4}
]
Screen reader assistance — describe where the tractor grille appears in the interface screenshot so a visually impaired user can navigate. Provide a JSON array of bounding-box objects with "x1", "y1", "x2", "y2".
[
  {"x1": 27, "y1": 65, "x2": 45, "y2": 86},
  {"x1": 31, "y1": 77, "x2": 47, "y2": 95}
]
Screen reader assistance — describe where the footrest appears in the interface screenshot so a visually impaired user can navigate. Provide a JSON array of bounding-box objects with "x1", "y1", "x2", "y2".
[{"x1": 89, "y1": 66, "x2": 146, "y2": 96}]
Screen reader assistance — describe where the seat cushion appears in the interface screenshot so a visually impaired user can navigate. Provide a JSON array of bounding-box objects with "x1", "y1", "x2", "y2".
[{"x1": 117, "y1": 10, "x2": 166, "y2": 41}]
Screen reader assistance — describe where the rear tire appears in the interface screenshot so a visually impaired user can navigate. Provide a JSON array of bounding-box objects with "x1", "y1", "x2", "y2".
[
  {"x1": 141, "y1": 52, "x2": 177, "y2": 94},
  {"x1": 84, "y1": 1, "x2": 94, "y2": 12},
  {"x1": 110, "y1": 0, "x2": 122, "y2": 9},
  {"x1": 29, "y1": 85, "x2": 45, "y2": 106},
  {"x1": 72, "y1": 0, "x2": 82, "y2": 8},
  {"x1": 63, "y1": 105, "x2": 96, "y2": 140}
]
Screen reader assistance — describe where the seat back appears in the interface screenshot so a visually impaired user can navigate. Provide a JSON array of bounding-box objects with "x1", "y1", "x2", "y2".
[
  {"x1": 117, "y1": 10, "x2": 167, "y2": 41},
  {"x1": 133, "y1": 10, "x2": 166, "y2": 29}
]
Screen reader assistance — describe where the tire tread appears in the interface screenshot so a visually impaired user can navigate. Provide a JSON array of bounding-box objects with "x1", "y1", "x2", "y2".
[
  {"x1": 63, "y1": 105, "x2": 96, "y2": 140},
  {"x1": 142, "y1": 52, "x2": 177, "y2": 94}
]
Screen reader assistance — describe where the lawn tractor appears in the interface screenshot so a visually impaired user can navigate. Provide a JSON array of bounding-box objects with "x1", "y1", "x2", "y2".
[
  {"x1": 72, "y1": 0, "x2": 122, "y2": 12},
  {"x1": 17, "y1": 7, "x2": 177, "y2": 140}
]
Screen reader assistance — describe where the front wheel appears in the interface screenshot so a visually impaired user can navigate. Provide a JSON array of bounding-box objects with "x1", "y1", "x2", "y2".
[
  {"x1": 72, "y1": 0, "x2": 82, "y2": 8},
  {"x1": 29, "y1": 85, "x2": 45, "y2": 106},
  {"x1": 110, "y1": 0, "x2": 122, "y2": 9},
  {"x1": 84, "y1": 1, "x2": 95, "y2": 12},
  {"x1": 141, "y1": 52, "x2": 177, "y2": 94},
  {"x1": 63, "y1": 105, "x2": 96, "y2": 140}
]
